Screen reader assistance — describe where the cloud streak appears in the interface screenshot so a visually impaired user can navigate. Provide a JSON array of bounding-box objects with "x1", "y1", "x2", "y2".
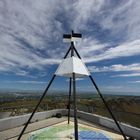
[
  {"x1": 4, "y1": 80, "x2": 47, "y2": 84},
  {"x1": 88, "y1": 63, "x2": 140, "y2": 78},
  {"x1": 112, "y1": 73, "x2": 140, "y2": 77},
  {"x1": 88, "y1": 63, "x2": 140, "y2": 73},
  {"x1": 83, "y1": 39, "x2": 140, "y2": 63},
  {"x1": 130, "y1": 81, "x2": 140, "y2": 83}
]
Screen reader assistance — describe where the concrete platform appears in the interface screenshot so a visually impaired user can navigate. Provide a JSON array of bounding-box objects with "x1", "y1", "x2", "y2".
[
  {"x1": 0, "y1": 117, "x2": 124, "y2": 140},
  {"x1": 0, "y1": 109, "x2": 139, "y2": 139}
]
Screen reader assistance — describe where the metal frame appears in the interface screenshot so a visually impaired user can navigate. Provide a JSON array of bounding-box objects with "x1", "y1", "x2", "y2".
[
  {"x1": 67, "y1": 77, "x2": 72, "y2": 124},
  {"x1": 17, "y1": 31, "x2": 127, "y2": 140}
]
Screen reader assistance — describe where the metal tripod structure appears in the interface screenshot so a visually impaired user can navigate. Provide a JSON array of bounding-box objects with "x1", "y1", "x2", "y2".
[{"x1": 17, "y1": 31, "x2": 127, "y2": 140}]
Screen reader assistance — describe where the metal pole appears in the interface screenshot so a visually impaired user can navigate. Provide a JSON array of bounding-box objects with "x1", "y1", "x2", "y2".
[
  {"x1": 73, "y1": 72, "x2": 78, "y2": 140},
  {"x1": 68, "y1": 77, "x2": 72, "y2": 124},
  {"x1": 67, "y1": 35, "x2": 74, "y2": 124},
  {"x1": 17, "y1": 75, "x2": 56, "y2": 140},
  {"x1": 71, "y1": 30, "x2": 79, "y2": 139}
]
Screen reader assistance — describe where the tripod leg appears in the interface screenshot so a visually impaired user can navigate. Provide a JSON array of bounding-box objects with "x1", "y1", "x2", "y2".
[
  {"x1": 64, "y1": 46, "x2": 71, "y2": 59},
  {"x1": 73, "y1": 46, "x2": 81, "y2": 59},
  {"x1": 72, "y1": 45, "x2": 127, "y2": 140},
  {"x1": 17, "y1": 75, "x2": 56, "y2": 140},
  {"x1": 17, "y1": 40, "x2": 73, "y2": 139},
  {"x1": 89, "y1": 75, "x2": 127, "y2": 140}
]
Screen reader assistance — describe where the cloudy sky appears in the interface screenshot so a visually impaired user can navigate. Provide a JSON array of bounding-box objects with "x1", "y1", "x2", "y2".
[{"x1": 0, "y1": 0, "x2": 140, "y2": 94}]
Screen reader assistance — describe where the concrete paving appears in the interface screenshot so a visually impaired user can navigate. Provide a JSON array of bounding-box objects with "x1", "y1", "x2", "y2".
[{"x1": 0, "y1": 116, "x2": 125, "y2": 140}]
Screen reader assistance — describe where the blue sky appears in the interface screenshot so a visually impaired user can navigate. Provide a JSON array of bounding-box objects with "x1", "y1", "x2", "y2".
[{"x1": 0, "y1": 0, "x2": 140, "y2": 94}]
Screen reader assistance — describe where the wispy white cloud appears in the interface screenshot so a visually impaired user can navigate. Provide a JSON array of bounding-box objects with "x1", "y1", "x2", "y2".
[
  {"x1": 0, "y1": 0, "x2": 66, "y2": 75},
  {"x1": 129, "y1": 80, "x2": 140, "y2": 83},
  {"x1": 15, "y1": 70, "x2": 29, "y2": 76},
  {"x1": 73, "y1": 0, "x2": 105, "y2": 30},
  {"x1": 100, "y1": 0, "x2": 140, "y2": 41},
  {"x1": 72, "y1": 0, "x2": 140, "y2": 42},
  {"x1": 4, "y1": 80, "x2": 47, "y2": 84},
  {"x1": 112, "y1": 73, "x2": 140, "y2": 77},
  {"x1": 88, "y1": 63, "x2": 140, "y2": 78},
  {"x1": 66, "y1": 78, "x2": 84, "y2": 82},
  {"x1": 88, "y1": 63, "x2": 140, "y2": 73},
  {"x1": 83, "y1": 39, "x2": 140, "y2": 63},
  {"x1": 75, "y1": 1, "x2": 140, "y2": 63},
  {"x1": 76, "y1": 37, "x2": 108, "y2": 58}
]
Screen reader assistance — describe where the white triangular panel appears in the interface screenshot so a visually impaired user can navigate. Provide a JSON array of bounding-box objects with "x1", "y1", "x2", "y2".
[{"x1": 55, "y1": 57, "x2": 90, "y2": 78}]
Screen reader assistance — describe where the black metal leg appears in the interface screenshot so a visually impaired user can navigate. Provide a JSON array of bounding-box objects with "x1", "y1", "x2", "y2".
[
  {"x1": 64, "y1": 46, "x2": 71, "y2": 59},
  {"x1": 73, "y1": 73, "x2": 78, "y2": 140},
  {"x1": 73, "y1": 46, "x2": 81, "y2": 59},
  {"x1": 68, "y1": 78, "x2": 72, "y2": 124},
  {"x1": 89, "y1": 75, "x2": 127, "y2": 140},
  {"x1": 17, "y1": 75, "x2": 56, "y2": 140}
]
